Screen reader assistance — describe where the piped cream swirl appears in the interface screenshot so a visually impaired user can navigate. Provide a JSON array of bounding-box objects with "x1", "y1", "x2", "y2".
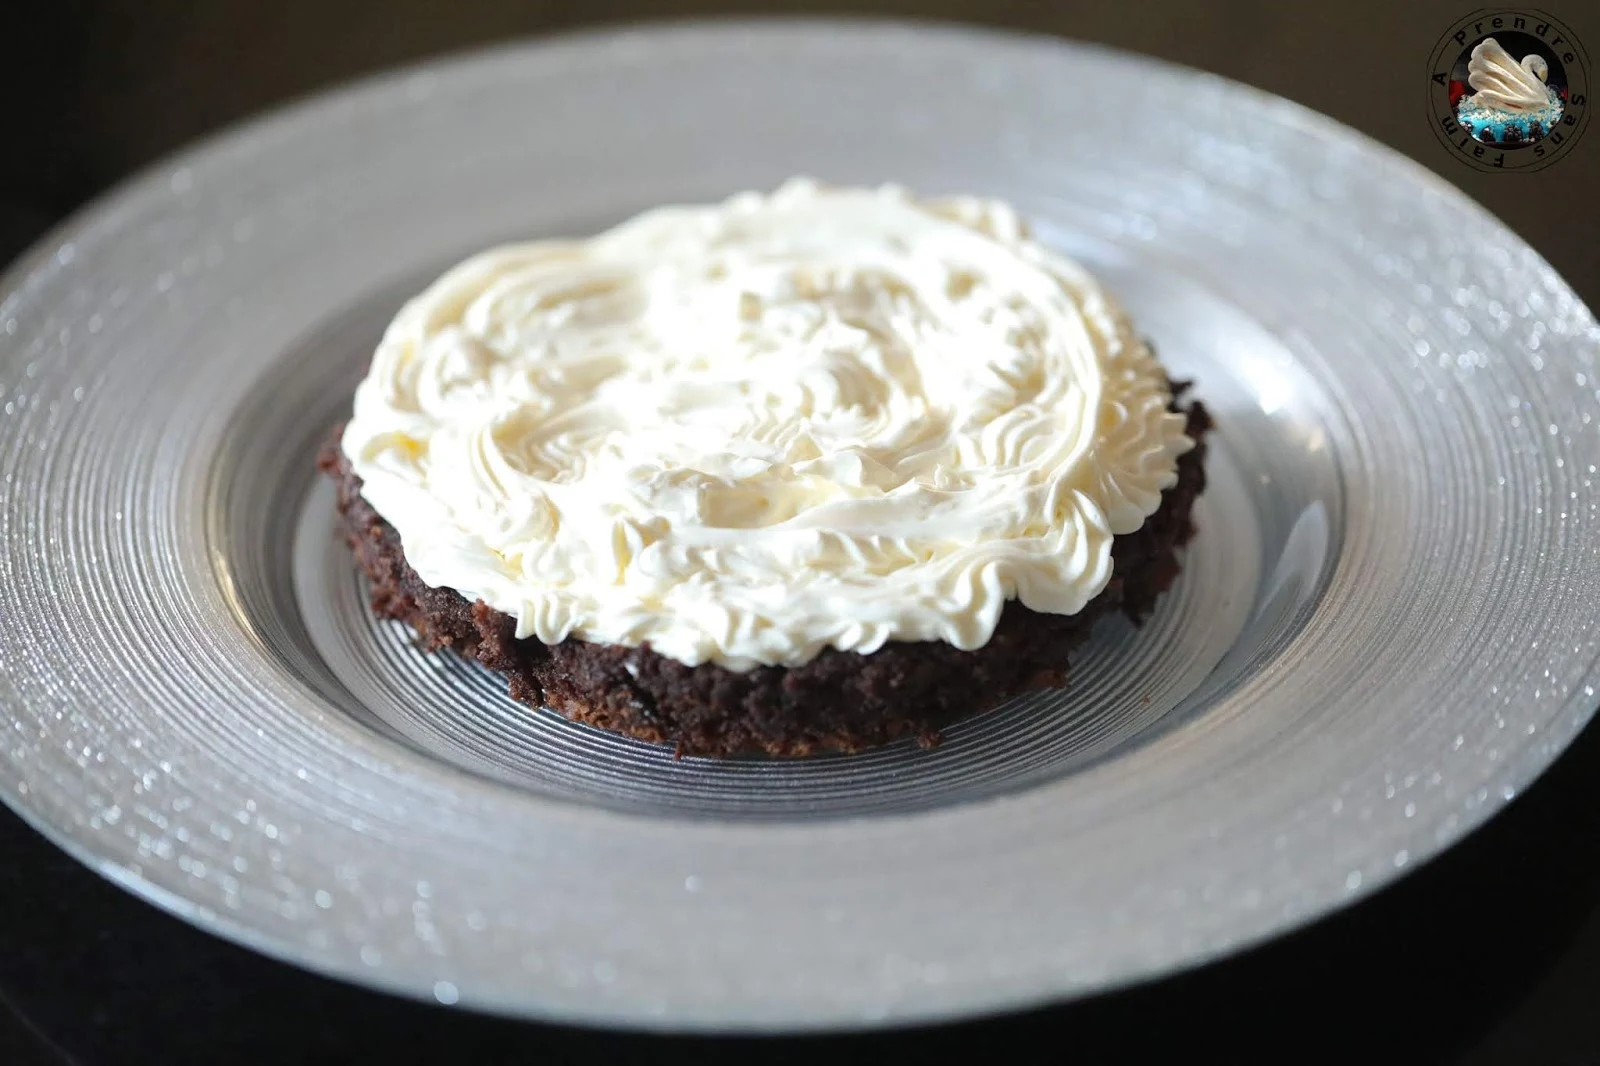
[{"x1": 343, "y1": 179, "x2": 1194, "y2": 670}]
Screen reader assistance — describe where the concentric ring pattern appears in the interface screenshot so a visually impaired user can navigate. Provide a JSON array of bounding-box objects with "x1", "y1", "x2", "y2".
[{"x1": 1, "y1": 22, "x2": 1598, "y2": 1031}]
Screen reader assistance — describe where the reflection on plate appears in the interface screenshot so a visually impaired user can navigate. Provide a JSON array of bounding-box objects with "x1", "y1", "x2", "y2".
[{"x1": 1, "y1": 20, "x2": 1597, "y2": 1032}]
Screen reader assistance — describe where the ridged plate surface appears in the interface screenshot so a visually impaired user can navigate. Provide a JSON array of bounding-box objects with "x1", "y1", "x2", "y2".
[{"x1": 1, "y1": 20, "x2": 1598, "y2": 1031}]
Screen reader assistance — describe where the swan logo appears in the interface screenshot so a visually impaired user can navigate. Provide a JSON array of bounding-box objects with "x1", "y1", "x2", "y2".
[{"x1": 1428, "y1": 11, "x2": 1589, "y2": 171}]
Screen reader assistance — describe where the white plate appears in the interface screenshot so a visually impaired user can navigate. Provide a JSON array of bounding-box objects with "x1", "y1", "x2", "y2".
[{"x1": 2, "y1": 20, "x2": 1598, "y2": 1031}]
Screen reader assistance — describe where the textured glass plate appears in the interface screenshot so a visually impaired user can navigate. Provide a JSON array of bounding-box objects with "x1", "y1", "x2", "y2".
[{"x1": 2, "y1": 20, "x2": 1598, "y2": 1032}]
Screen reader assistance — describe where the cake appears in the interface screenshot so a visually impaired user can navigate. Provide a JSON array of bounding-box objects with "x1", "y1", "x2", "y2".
[
  {"x1": 321, "y1": 179, "x2": 1211, "y2": 757},
  {"x1": 1455, "y1": 37, "x2": 1564, "y2": 145}
]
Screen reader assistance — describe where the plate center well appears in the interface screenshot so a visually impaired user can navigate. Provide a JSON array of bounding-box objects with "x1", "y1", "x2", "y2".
[{"x1": 209, "y1": 252, "x2": 1343, "y2": 821}]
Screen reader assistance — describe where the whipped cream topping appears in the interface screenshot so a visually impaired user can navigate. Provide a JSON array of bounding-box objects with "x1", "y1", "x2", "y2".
[
  {"x1": 343, "y1": 179, "x2": 1194, "y2": 670},
  {"x1": 1466, "y1": 37, "x2": 1553, "y2": 112}
]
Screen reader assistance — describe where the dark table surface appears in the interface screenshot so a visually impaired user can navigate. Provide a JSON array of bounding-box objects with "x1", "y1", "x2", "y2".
[{"x1": 4, "y1": 3, "x2": 1600, "y2": 1062}]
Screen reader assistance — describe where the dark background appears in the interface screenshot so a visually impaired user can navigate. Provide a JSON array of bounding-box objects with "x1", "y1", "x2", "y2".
[{"x1": 2, "y1": 1, "x2": 1599, "y2": 1063}]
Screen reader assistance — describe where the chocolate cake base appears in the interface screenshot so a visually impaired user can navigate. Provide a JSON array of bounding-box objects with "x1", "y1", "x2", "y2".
[{"x1": 318, "y1": 388, "x2": 1211, "y2": 758}]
